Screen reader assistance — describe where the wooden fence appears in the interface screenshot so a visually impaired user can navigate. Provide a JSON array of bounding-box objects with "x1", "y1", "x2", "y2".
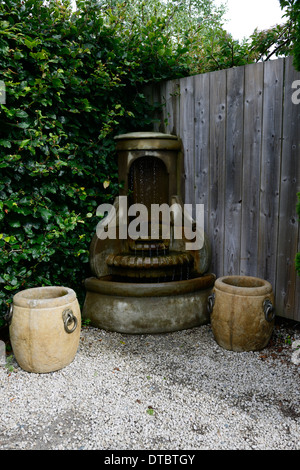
[{"x1": 146, "y1": 56, "x2": 300, "y2": 321}]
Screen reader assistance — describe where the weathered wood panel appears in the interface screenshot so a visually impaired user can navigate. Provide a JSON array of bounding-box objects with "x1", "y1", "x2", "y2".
[
  {"x1": 223, "y1": 66, "x2": 245, "y2": 276},
  {"x1": 209, "y1": 69, "x2": 227, "y2": 277},
  {"x1": 276, "y1": 56, "x2": 300, "y2": 321},
  {"x1": 258, "y1": 59, "x2": 284, "y2": 289},
  {"x1": 162, "y1": 79, "x2": 181, "y2": 136},
  {"x1": 180, "y1": 76, "x2": 195, "y2": 216},
  {"x1": 194, "y1": 72, "x2": 210, "y2": 235},
  {"x1": 152, "y1": 57, "x2": 300, "y2": 321},
  {"x1": 240, "y1": 62, "x2": 264, "y2": 276}
]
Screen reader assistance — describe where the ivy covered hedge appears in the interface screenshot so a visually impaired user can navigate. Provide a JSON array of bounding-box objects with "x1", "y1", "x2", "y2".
[{"x1": 0, "y1": 0, "x2": 189, "y2": 324}]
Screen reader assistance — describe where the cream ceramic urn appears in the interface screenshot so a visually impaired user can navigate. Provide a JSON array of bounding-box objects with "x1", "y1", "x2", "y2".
[
  {"x1": 9, "y1": 286, "x2": 81, "y2": 373},
  {"x1": 209, "y1": 275, "x2": 275, "y2": 352}
]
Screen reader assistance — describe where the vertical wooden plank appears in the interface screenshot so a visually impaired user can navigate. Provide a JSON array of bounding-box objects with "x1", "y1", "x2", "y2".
[
  {"x1": 240, "y1": 62, "x2": 264, "y2": 276},
  {"x1": 209, "y1": 69, "x2": 227, "y2": 277},
  {"x1": 163, "y1": 79, "x2": 181, "y2": 136},
  {"x1": 143, "y1": 82, "x2": 164, "y2": 132},
  {"x1": 194, "y1": 73, "x2": 210, "y2": 237},
  {"x1": 258, "y1": 59, "x2": 284, "y2": 291},
  {"x1": 152, "y1": 83, "x2": 164, "y2": 133},
  {"x1": 224, "y1": 65, "x2": 245, "y2": 276},
  {"x1": 276, "y1": 56, "x2": 300, "y2": 320},
  {"x1": 163, "y1": 78, "x2": 183, "y2": 198},
  {"x1": 157, "y1": 80, "x2": 167, "y2": 133},
  {"x1": 180, "y1": 76, "x2": 195, "y2": 212}
]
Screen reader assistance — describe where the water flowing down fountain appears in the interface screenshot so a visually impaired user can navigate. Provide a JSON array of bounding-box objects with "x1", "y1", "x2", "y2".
[{"x1": 82, "y1": 132, "x2": 215, "y2": 333}]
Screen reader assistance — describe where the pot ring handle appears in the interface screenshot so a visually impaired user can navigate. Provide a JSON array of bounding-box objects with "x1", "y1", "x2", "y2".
[
  {"x1": 263, "y1": 299, "x2": 275, "y2": 323},
  {"x1": 4, "y1": 303, "x2": 13, "y2": 326},
  {"x1": 207, "y1": 293, "x2": 215, "y2": 314},
  {"x1": 63, "y1": 308, "x2": 78, "y2": 334}
]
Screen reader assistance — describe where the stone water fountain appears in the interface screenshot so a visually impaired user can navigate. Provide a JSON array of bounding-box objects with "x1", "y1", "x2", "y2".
[{"x1": 82, "y1": 132, "x2": 215, "y2": 333}]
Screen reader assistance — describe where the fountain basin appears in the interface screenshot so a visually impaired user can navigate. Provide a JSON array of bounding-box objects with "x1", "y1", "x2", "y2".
[{"x1": 82, "y1": 273, "x2": 216, "y2": 334}]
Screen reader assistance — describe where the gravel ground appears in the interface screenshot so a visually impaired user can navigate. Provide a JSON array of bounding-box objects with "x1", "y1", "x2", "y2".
[{"x1": 0, "y1": 318, "x2": 299, "y2": 451}]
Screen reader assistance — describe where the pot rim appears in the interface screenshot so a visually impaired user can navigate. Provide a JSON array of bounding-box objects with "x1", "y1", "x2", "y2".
[
  {"x1": 214, "y1": 275, "x2": 272, "y2": 296},
  {"x1": 13, "y1": 286, "x2": 76, "y2": 309}
]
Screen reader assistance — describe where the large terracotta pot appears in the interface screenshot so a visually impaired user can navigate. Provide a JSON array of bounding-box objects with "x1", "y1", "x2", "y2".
[
  {"x1": 209, "y1": 275, "x2": 275, "y2": 352},
  {"x1": 9, "y1": 286, "x2": 81, "y2": 373}
]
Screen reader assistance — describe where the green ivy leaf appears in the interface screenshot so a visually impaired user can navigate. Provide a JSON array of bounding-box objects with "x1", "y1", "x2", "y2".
[
  {"x1": 0, "y1": 140, "x2": 11, "y2": 148},
  {"x1": 39, "y1": 209, "x2": 53, "y2": 223},
  {"x1": 15, "y1": 110, "x2": 29, "y2": 119},
  {"x1": 17, "y1": 122, "x2": 30, "y2": 129}
]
